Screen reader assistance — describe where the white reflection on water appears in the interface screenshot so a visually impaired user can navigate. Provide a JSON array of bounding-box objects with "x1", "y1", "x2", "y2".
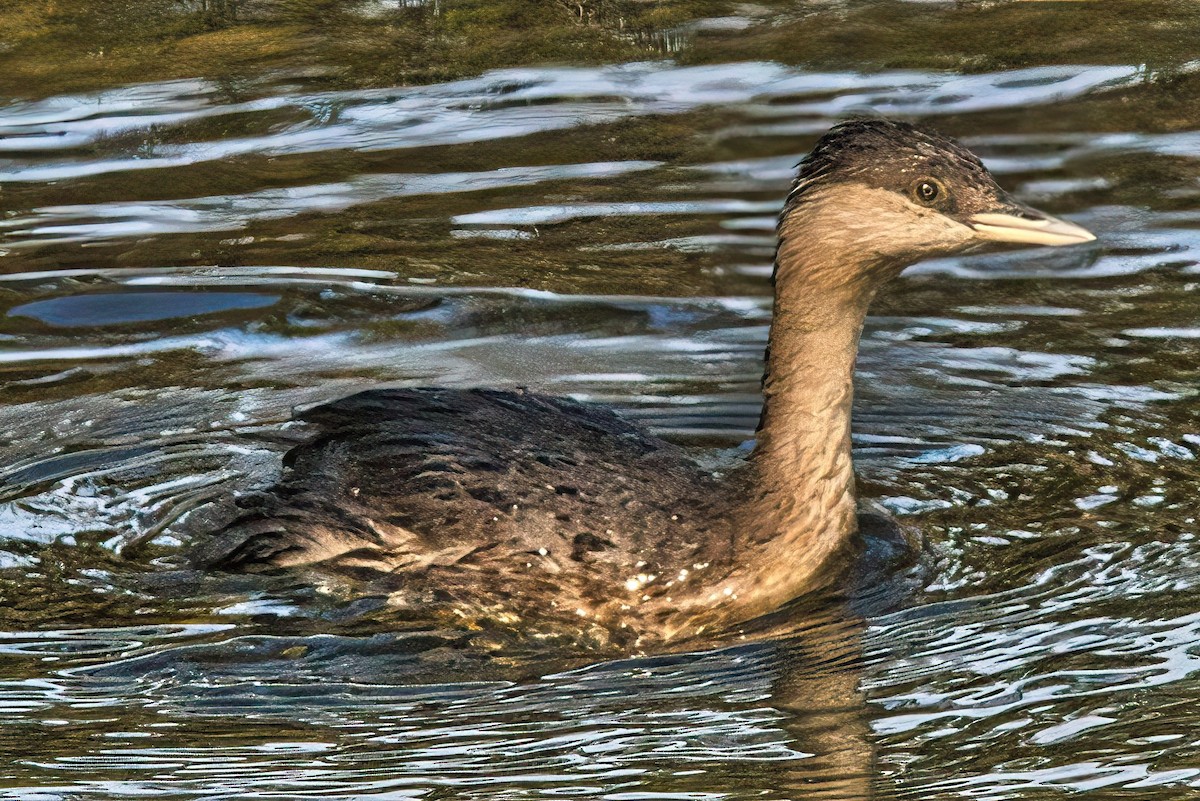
[
  {"x1": 0, "y1": 63, "x2": 1142, "y2": 161},
  {"x1": 3, "y1": 61, "x2": 1197, "y2": 284},
  {"x1": 0, "y1": 62, "x2": 1151, "y2": 251},
  {"x1": 0, "y1": 162, "x2": 660, "y2": 246}
]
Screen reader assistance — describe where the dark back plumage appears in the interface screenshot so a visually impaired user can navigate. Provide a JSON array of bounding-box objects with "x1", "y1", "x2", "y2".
[{"x1": 192, "y1": 389, "x2": 732, "y2": 632}]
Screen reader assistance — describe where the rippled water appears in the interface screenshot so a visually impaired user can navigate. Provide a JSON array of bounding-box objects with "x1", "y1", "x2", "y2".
[{"x1": 3, "y1": 2, "x2": 1200, "y2": 798}]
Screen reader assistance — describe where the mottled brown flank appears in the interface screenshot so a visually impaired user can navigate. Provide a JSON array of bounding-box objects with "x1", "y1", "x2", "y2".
[
  {"x1": 191, "y1": 386, "x2": 906, "y2": 645},
  {"x1": 193, "y1": 388, "x2": 730, "y2": 639}
]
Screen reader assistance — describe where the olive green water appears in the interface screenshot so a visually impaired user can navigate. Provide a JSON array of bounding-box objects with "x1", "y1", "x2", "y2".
[{"x1": 2, "y1": 1, "x2": 1200, "y2": 798}]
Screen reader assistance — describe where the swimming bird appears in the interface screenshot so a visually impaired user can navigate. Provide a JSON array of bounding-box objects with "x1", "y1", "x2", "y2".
[{"x1": 194, "y1": 120, "x2": 1095, "y2": 643}]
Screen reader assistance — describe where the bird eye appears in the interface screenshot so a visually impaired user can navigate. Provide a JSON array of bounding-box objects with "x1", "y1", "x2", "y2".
[{"x1": 915, "y1": 180, "x2": 941, "y2": 205}]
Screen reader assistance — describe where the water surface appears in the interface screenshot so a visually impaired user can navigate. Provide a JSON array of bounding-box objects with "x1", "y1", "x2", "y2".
[{"x1": 2, "y1": 1, "x2": 1200, "y2": 798}]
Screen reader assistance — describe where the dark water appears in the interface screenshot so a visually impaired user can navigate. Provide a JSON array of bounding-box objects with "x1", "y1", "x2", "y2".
[{"x1": 3, "y1": 1, "x2": 1200, "y2": 798}]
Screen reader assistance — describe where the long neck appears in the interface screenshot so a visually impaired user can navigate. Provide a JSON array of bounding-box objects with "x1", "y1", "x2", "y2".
[
  {"x1": 729, "y1": 206, "x2": 883, "y2": 619},
  {"x1": 654, "y1": 192, "x2": 906, "y2": 641}
]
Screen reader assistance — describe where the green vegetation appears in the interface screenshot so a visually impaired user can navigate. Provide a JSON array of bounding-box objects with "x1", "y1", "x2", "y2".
[
  {"x1": 686, "y1": 0, "x2": 1200, "y2": 73},
  {"x1": 0, "y1": 0, "x2": 724, "y2": 97},
  {"x1": 3, "y1": 1, "x2": 1200, "y2": 99}
]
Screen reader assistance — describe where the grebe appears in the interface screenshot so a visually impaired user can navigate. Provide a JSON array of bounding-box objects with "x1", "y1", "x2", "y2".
[{"x1": 194, "y1": 120, "x2": 1095, "y2": 642}]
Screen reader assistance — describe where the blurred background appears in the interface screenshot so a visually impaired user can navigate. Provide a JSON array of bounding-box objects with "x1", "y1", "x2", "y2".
[{"x1": 1, "y1": 1, "x2": 1199, "y2": 798}]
